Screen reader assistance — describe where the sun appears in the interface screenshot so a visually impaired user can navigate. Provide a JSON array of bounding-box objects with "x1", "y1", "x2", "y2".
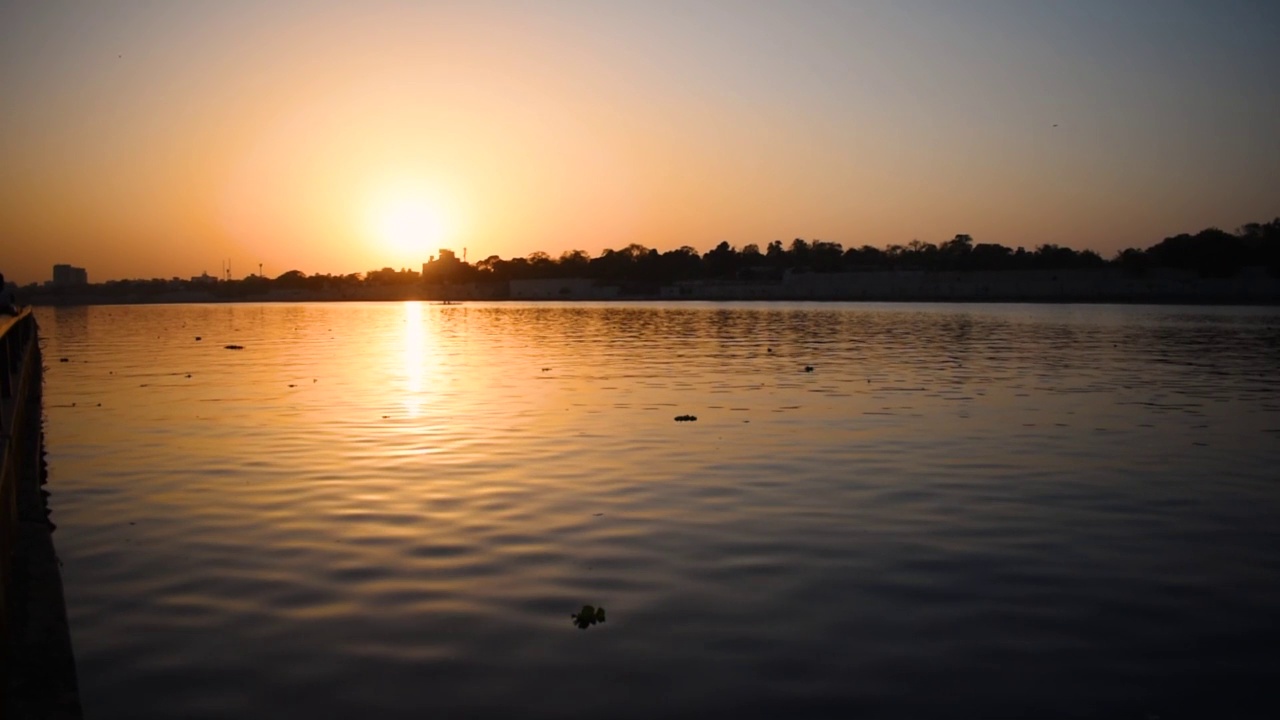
[{"x1": 370, "y1": 190, "x2": 449, "y2": 261}]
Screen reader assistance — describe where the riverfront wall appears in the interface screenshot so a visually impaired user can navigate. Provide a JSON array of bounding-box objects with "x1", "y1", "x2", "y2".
[
  {"x1": 1, "y1": 309, "x2": 81, "y2": 719},
  {"x1": 660, "y1": 267, "x2": 1280, "y2": 303}
]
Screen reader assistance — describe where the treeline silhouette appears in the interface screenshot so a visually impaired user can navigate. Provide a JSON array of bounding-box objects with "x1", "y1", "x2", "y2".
[
  {"x1": 439, "y1": 218, "x2": 1280, "y2": 285},
  {"x1": 21, "y1": 218, "x2": 1280, "y2": 299},
  {"x1": 1115, "y1": 220, "x2": 1280, "y2": 278}
]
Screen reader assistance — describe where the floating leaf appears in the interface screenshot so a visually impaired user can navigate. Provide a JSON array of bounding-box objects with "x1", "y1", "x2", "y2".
[{"x1": 571, "y1": 604, "x2": 607, "y2": 630}]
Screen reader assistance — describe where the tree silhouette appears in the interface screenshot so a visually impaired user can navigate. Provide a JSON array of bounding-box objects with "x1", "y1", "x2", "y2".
[{"x1": 24, "y1": 216, "x2": 1280, "y2": 304}]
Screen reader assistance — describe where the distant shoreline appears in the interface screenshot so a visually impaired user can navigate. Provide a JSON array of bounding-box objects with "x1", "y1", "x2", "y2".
[
  {"x1": 24, "y1": 295, "x2": 1280, "y2": 309},
  {"x1": 21, "y1": 267, "x2": 1280, "y2": 307}
]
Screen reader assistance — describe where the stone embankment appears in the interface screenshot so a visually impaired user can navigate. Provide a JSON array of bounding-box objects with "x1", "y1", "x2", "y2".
[{"x1": 2, "y1": 309, "x2": 81, "y2": 719}]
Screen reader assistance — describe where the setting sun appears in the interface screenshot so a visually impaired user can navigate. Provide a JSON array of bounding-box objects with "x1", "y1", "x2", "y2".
[
  {"x1": 373, "y1": 196, "x2": 446, "y2": 259},
  {"x1": 369, "y1": 188, "x2": 451, "y2": 263}
]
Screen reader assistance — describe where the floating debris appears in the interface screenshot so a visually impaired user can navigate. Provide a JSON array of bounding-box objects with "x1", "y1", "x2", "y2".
[
  {"x1": 674, "y1": 414, "x2": 698, "y2": 422},
  {"x1": 571, "y1": 605, "x2": 606, "y2": 630},
  {"x1": 804, "y1": 366, "x2": 814, "y2": 372},
  {"x1": 224, "y1": 344, "x2": 244, "y2": 350},
  {"x1": 59, "y1": 357, "x2": 69, "y2": 362},
  {"x1": 195, "y1": 336, "x2": 202, "y2": 341}
]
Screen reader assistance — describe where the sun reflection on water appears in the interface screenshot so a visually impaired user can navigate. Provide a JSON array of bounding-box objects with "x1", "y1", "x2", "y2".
[{"x1": 401, "y1": 301, "x2": 426, "y2": 418}]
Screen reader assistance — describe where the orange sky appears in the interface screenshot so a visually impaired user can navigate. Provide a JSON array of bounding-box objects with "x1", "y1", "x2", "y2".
[{"x1": 2, "y1": 1, "x2": 1278, "y2": 285}]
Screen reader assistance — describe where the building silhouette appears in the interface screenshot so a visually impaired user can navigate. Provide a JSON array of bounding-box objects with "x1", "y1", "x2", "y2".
[{"x1": 52, "y1": 264, "x2": 88, "y2": 287}]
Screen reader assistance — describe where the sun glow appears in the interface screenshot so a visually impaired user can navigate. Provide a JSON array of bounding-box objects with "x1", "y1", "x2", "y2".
[{"x1": 369, "y1": 186, "x2": 452, "y2": 262}]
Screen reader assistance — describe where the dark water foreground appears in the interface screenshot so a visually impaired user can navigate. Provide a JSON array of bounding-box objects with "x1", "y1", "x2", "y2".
[{"x1": 37, "y1": 302, "x2": 1280, "y2": 719}]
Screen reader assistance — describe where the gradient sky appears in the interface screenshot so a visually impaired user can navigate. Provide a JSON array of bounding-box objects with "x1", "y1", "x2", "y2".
[{"x1": 2, "y1": 0, "x2": 1278, "y2": 284}]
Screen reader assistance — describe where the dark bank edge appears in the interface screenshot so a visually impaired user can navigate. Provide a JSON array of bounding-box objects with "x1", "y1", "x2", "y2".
[{"x1": 2, "y1": 309, "x2": 82, "y2": 719}]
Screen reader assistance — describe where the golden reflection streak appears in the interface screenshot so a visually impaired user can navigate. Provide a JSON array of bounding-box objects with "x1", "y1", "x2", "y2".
[{"x1": 402, "y1": 301, "x2": 426, "y2": 418}]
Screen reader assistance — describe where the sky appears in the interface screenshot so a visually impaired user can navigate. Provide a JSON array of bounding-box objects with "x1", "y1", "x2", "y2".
[{"x1": 1, "y1": 0, "x2": 1278, "y2": 285}]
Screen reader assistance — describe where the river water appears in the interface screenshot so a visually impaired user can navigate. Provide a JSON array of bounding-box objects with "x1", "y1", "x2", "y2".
[{"x1": 36, "y1": 302, "x2": 1280, "y2": 719}]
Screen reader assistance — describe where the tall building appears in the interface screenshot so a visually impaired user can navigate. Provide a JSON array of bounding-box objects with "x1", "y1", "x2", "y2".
[
  {"x1": 423, "y1": 249, "x2": 462, "y2": 280},
  {"x1": 52, "y1": 264, "x2": 88, "y2": 286}
]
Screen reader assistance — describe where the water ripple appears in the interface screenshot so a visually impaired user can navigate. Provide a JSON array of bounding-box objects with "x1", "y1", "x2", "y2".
[{"x1": 36, "y1": 302, "x2": 1280, "y2": 719}]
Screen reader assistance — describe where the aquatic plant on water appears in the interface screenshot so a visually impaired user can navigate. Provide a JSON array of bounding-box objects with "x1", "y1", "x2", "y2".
[{"x1": 571, "y1": 605, "x2": 606, "y2": 629}]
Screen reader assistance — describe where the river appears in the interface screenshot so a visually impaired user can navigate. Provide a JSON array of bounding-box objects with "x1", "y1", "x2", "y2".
[{"x1": 37, "y1": 301, "x2": 1280, "y2": 719}]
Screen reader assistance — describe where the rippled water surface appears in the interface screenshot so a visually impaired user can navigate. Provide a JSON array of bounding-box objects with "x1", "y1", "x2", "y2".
[{"x1": 37, "y1": 302, "x2": 1280, "y2": 718}]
